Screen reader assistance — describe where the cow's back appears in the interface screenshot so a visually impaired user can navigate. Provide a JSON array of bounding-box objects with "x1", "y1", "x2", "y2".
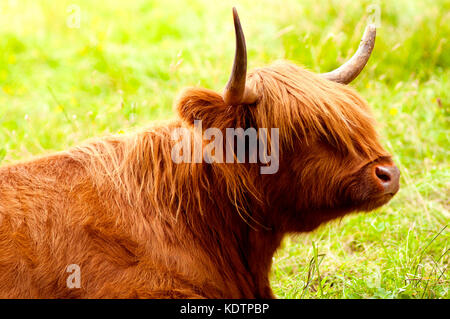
[{"x1": 0, "y1": 153, "x2": 220, "y2": 298}]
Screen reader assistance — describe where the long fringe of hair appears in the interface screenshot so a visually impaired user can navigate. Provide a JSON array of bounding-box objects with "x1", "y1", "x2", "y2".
[{"x1": 65, "y1": 61, "x2": 387, "y2": 227}]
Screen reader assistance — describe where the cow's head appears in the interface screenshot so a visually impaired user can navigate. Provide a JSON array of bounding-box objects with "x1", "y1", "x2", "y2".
[{"x1": 176, "y1": 8, "x2": 399, "y2": 231}]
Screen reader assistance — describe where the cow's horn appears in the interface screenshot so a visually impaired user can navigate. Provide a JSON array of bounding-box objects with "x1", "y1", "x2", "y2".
[
  {"x1": 321, "y1": 24, "x2": 376, "y2": 84},
  {"x1": 223, "y1": 8, "x2": 258, "y2": 106}
]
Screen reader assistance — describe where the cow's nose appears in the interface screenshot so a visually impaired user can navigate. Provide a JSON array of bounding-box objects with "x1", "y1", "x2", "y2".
[{"x1": 375, "y1": 165, "x2": 400, "y2": 195}]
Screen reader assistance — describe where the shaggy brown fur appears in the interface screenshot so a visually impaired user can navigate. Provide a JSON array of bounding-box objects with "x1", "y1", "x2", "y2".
[{"x1": 0, "y1": 61, "x2": 397, "y2": 298}]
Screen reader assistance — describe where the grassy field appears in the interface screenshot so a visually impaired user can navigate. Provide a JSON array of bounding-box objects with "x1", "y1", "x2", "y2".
[{"x1": 0, "y1": 0, "x2": 448, "y2": 298}]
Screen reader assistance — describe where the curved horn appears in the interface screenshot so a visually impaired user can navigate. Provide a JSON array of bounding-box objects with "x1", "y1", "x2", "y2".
[
  {"x1": 321, "y1": 24, "x2": 376, "y2": 84},
  {"x1": 223, "y1": 8, "x2": 258, "y2": 106}
]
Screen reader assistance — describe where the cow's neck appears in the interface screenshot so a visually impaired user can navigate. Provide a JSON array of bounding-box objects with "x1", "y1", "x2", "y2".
[
  {"x1": 181, "y1": 170, "x2": 284, "y2": 298},
  {"x1": 189, "y1": 211, "x2": 284, "y2": 298}
]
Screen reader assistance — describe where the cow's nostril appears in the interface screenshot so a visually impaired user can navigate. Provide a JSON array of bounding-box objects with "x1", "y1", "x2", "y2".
[
  {"x1": 374, "y1": 165, "x2": 400, "y2": 195},
  {"x1": 375, "y1": 166, "x2": 391, "y2": 182}
]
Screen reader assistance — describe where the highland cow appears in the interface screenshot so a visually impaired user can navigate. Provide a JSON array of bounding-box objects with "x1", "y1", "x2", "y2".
[{"x1": 0, "y1": 8, "x2": 399, "y2": 298}]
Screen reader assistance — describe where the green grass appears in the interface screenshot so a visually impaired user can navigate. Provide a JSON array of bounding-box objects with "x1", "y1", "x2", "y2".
[{"x1": 0, "y1": 0, "x2": 448, "y2": 299}]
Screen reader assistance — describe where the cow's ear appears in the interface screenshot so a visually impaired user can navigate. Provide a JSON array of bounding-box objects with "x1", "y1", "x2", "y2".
[{"x1": 175, "y1": 87, "x2": 239, "y2": 129}]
